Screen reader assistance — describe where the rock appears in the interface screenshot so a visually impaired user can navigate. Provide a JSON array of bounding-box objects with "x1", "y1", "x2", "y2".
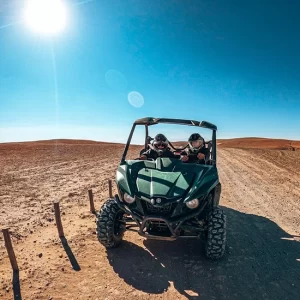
[{"x1": 38, "y1": 253, "x2": 43, "y2": 258}]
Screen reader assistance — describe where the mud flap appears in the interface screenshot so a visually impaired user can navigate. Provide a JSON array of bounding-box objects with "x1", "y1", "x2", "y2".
[{"x1": 213, "y1": 183, "x2": 222, "y2": 207}]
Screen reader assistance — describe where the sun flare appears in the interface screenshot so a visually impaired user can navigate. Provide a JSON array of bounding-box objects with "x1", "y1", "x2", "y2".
[{"x1": 24, "y1": 0, "x2": 68, "y2": 35}]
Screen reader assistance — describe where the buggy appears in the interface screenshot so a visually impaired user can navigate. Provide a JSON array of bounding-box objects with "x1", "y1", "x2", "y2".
[{"x1": 96, "y1": 117, "x2": 226, "y2": 259}]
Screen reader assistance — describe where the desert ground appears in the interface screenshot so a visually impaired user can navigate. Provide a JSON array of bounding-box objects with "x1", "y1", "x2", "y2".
[{"x1": 0, "y1": 139, "x2": 300, "y2": 299}]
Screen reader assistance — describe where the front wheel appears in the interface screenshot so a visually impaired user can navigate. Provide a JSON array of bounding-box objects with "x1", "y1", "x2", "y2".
[
  {"x1": 96, "y1": 199, "x2": 125, "y2": 248},
  {"x1": 205, "y1": 207, "x2": 227, "y2": 259}
]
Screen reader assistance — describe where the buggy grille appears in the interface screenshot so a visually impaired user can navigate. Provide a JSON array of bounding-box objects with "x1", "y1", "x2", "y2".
[{"x1": 145, "y1": 202, "x2": 174, "y2": 215}]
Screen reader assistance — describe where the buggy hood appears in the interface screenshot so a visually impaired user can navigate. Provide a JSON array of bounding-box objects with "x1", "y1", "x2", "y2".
[
  {"x1": 136, "y1": 168, "x2": 199, "y2": 199},
  {"x1": 116, "y1": 158, "x2": 218, "y2": 202}
]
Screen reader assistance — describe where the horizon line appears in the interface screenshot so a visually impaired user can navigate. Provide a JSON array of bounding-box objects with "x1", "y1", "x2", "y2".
[{"x1": 1, "y1": 136, "x2": 300, "y2": 145}]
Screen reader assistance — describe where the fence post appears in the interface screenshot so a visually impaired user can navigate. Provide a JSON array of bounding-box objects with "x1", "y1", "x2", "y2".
[
  {"x1": 2, "y1": 228, "x2": 19, "y2": 271},
  {"x1": 88, "y1": 189, "x2": 95, "y2": 213},
  {"x1": 108, "y1": 179, "x2": 113, "y2": 198},
  {"x1": 54, "y1": 202, "x2": 64, "y2": 237}
]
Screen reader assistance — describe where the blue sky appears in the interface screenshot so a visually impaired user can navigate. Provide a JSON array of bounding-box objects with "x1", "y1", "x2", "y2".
[{"x1": 0, "y1": 0, "x2": 300, "y2": 143}]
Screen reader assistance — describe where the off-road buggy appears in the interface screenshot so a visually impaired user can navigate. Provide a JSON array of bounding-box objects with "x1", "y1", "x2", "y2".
[{"x1": 96, "y1": 117, "x2": 226, "y2": 259}]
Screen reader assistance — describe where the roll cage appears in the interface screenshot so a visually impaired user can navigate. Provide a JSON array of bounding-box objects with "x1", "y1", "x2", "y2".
[{"x1": 121, "y1": 117, "x2": 217, "y2": 165}]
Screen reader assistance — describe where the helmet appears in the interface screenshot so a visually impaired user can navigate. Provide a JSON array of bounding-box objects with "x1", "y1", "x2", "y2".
[
  {"x1": 152, "y1": 133, "x2": 169, "y2": 154},
  {"x1": 188, "y1": 133, "x2": 204, "y2": 152}
]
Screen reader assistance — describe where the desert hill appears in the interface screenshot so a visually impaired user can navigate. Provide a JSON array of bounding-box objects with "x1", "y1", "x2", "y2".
[{"x1": 217, "y1": 137, "x2": 300, "y2": 150}]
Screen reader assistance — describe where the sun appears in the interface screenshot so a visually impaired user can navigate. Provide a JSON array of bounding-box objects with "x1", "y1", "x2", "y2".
[{"x1": 23, "y1": 0, "x2": 68, "y2": 35}]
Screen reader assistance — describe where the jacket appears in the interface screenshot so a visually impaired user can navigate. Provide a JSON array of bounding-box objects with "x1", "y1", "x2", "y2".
[
  {"x1": 181, "y1": 147, "x2": 210, "y2": 164},
  {"x1": 141, "y1": 148, "x2": 176, "y2": 160}
]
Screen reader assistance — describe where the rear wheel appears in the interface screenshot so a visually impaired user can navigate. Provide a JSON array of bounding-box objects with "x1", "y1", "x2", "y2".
[
  {"x1": 96, "y1": 199, "x2": 125, "y2": 248},
  {"x1": 205, "y1": 207, "x2": 226, "y2": 259}
]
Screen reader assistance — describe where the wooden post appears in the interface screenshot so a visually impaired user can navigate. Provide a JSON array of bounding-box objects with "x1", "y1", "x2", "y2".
[
  {"x1": 88, "y1": 189, "x2": 95, "y2": 213},
  {"x1": 54, "y1": 202, "x2": 64, "y2": 237},
  {"x1": 108, "y1": 179, "x2": 113, "y2": 198},
  {"x1": 2, "y1": 228, "x2": 19, "y2": 271}
]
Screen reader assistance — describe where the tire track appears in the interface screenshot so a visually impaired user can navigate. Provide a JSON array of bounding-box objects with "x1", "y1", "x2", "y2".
[{"x1": 218, "y1": 148, "x2": 300, "y2": 235}]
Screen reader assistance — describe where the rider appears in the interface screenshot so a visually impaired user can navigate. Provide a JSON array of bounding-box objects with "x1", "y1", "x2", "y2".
[
  {"x1": 180, "y1": 133, "x2": 209, "y2": 164},
  {"x1": 139, "y1": 133, "x2": 176, "y2": 160}
]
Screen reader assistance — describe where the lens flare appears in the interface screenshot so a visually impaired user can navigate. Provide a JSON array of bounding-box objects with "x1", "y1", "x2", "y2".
[{"x1": 128, "y1": 91, "x2": 144, "y2": 108}]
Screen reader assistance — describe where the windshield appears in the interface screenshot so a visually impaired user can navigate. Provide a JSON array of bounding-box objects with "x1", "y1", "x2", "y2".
[{"x1": 126, "y1": 123, "x2": 213, "y2": 160}]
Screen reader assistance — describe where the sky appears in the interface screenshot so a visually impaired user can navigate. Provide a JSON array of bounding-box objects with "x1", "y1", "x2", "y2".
[{"x1": 0, "y1": 0, "x2": 300, "y2": 143}]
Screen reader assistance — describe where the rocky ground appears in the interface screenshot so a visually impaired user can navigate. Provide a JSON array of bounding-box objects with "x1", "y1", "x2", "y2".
[{"x1": 0, "y1": 141, "x2": 299, "y2": 299}]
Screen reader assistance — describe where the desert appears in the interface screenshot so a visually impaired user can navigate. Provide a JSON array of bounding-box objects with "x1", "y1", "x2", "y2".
[{"x1": 0, "y1": 138, "x2": 300, "y2": 299}]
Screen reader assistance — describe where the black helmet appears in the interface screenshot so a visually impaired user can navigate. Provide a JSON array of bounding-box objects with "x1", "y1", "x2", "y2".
[
  {"x1": 152, "y1": 133, "x2": 168, "y2": 154},
  {"x1": 188, "y1": 133, "x2": 204, "y2": 152}
]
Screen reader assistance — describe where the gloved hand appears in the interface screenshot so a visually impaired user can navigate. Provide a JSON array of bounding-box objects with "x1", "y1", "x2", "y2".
[
  {"x1": 197, "y1": 153, "x2": 205, "y2": 160},
  {"x1": 180, "y1": 155, "x2": 189, "y2": 162}
]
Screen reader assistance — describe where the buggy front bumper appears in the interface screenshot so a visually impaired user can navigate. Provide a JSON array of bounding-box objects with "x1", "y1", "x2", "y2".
[{"x1": 114, "y1": 195, "x2": 206, "y2": 241}]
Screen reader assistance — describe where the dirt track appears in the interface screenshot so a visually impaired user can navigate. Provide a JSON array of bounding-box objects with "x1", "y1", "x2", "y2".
[{"x1": 0, "y1": 143, "x2": 300, "y2": 299}]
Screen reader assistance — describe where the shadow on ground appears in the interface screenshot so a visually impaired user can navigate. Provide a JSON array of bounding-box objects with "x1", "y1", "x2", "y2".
[
  {"x1": 106, "y1": 207, "x2": 300, "y2": 300},
  {"x1": 12, "y1": 270, "x2": 22, "y2": 300},
  {"x1": 60, "y1": 237, "x2": 81, "y2": 271}
]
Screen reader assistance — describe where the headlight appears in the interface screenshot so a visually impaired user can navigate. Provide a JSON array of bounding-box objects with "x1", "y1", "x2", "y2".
[
  {"x1": 124, "y1": 193, "x2": 135, "y2": 204},
  {"x1": 186, "y1": 199, "x2": 199, "y2": 209}
]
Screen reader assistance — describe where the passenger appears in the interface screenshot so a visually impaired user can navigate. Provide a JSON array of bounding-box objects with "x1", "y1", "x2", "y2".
[
  {"x1": 140, "y1": 134, "x2": 176, "y2": 160},
  {"x1": 180, "y1": 133, "x2": 209, "y2": 164}
]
